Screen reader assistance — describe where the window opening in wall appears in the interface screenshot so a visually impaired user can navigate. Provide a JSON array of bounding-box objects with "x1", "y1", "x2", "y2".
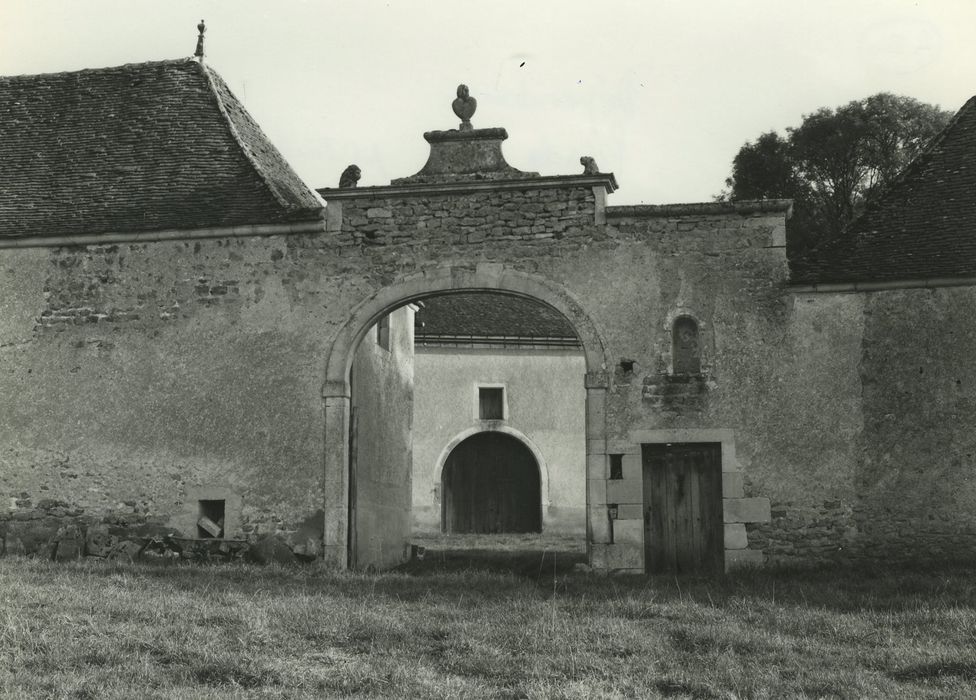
[
  {"x1": 478, "y1": 386, "x2": 505, "y2": 420},
  {"x1": 197, "y1": 500, "x2": 225, "y2": 538},
  {"x1": 672, "y1": 316, "x2": 701, "y2": 375},
  {"x1": 376, "y1": 314, "x2": 390, "y2": 350},
  {"x1": 609, "y1": 454, "x2": 624, "y2": 480}
]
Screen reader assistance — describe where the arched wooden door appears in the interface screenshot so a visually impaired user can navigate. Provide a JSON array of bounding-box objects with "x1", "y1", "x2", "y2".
[{"x1": 441, "y1": 432, "x2": 542, "y2": 534}]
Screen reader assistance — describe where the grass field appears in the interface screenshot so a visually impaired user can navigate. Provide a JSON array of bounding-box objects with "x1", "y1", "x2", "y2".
[{"x1": 3, "y1": 544, "x2": 976, "y2": 699}]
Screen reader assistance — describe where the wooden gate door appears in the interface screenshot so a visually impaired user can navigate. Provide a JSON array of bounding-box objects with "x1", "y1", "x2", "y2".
[
  {"x1": 642, "y1": 443, "x2": 723, "y2": 574},
  {"x1": 442, "y1": 432, "x2": 541, "y2": 534}
]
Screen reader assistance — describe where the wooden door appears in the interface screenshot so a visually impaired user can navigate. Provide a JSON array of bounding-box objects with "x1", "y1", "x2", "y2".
[
  {"x1": 442, "y1": 432, "x2": 541, "y2": 534},
  {"x1": 642, "y1": 443, "x2": 723, "y2": 574}
]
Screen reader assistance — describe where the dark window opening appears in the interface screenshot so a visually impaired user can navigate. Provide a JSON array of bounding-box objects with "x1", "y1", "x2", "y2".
[
  {"x1": 672, "y1": 316, "x2": 701, "y2": 375},
  {"x1": 609, "y1": 454, "x2": 624, "y2": 480},
  {"x1": 376, "y1": 315, "x2": 390, "y2": 350},
  {"x1": 479, "y1": 387, "x2": 504, "y2": 420},
  {"x1": 198, "y1": 500, "x2": 225, "y2": 538}
]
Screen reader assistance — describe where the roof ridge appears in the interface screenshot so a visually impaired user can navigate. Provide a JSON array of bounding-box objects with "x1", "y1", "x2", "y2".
[
  {"x1": 847, "y1": 94, "x2": 976, "y2": 235},
  {"x1": 197, "y1": 62, "x2": 307, "y2": 214},
  {"x1": 0, "y1": 57, "x2": 195, "y2": 83}
]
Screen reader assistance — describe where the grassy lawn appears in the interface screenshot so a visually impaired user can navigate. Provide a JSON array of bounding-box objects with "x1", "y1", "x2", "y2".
[{"x1": 2, "y1": 550, "x2": 976, "y2": 699}]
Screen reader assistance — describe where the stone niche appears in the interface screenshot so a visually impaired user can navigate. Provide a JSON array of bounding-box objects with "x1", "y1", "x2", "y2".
[{"x1": 170, "y1": 484, "x2": 243, "y2": 540}]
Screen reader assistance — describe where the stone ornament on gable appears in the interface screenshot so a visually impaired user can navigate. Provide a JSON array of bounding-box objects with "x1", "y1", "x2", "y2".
[
  {"x1": 580, "y1": 156, "x2": 600, "y2": 175},
  {"x1": 339, "y1": 165, "x2": 361, "y2": 188},
  {"x1": 452, "y1": 84, "x2": 477, "y2": 131}
]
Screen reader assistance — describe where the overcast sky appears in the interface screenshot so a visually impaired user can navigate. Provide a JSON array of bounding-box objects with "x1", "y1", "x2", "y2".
[{"x1": 2, "y1": 1, "x2": 974, "y2": 205}]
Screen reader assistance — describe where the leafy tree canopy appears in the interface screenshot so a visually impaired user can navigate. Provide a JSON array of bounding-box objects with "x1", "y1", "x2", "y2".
[{"x1": 721, "y1": 93, "x2": 953, "y2": 253}]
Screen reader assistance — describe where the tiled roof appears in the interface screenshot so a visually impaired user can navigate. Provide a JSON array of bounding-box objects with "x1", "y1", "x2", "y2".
[
  {"x1": 0, "y1": 59, "x2": 322, "y2": 239},
  {"x1": 415, "y1": 293, "x2": 579, "y2": 341},
  {"x1": 791, "y1": 96, "x2": 976, "y2": 285}
]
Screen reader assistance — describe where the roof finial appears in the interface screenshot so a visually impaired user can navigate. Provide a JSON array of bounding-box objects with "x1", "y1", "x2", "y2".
[
  {"x1": 452, "y1": 84, "x2": 477, "y2": 131},
  {"x1": 194, "y1": 20, "x2": 206, "y2": 63}
]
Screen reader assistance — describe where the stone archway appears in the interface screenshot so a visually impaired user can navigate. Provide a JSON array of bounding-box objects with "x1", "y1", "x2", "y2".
[{"x1": 320, "y1": 263, "x2": 611, "y2": 569}]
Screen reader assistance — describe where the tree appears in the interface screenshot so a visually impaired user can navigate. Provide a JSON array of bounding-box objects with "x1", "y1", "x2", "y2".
[{"x1": 722, "y1": 93, "x2": 953, "y2": 253}]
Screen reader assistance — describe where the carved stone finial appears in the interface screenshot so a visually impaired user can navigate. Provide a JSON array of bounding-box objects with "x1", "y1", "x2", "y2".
[
  {"x1": 339, "y1": 165, "x2": 361, "y2": 188},
  {"x1": 580, "y1": 156, "x2": 600, "y2": 175},
  {"x1": 194, "y1": 20, "x2": 206, "y2": 62},
  {"x1": 452, "y1": 84, "x2": 477, "y2": 131}
]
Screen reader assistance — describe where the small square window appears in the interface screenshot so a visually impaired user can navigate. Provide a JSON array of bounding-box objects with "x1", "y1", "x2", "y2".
[{"x1": 478, "y1": 387, "x2": 504, "y2": 420}]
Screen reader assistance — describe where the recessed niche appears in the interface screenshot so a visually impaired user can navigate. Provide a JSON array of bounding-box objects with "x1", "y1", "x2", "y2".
[{"x1": 197, "y1": 499, "x2": 225, "y2": 538}]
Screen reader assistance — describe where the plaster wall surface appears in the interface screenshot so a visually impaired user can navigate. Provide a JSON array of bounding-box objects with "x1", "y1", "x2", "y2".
[
  {"x1": 0, "y1": 239, "x2": 331, "y2": 542},
  {"x1": 855, "y1": 287, "x2": 976, "y2": 562},
  {"x1": 349, "y1": 306, "x2": 415, "y2": 569},
  {"x1": 411, "y1": 347, "x2": 586, "y2": 535}
]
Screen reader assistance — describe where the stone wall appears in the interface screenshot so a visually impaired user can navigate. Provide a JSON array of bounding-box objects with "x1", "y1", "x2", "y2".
[
  {"x1": 0, "y1": 236, "x2": 339, "y2": 561},
  {"x1": 2, "y1": 170, "x2": 975, "y2": 572}
]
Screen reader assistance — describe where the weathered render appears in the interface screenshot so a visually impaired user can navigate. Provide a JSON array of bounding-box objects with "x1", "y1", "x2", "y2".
[{"x1": 2, "y1": 54, "x2": 975, "y2": 572}]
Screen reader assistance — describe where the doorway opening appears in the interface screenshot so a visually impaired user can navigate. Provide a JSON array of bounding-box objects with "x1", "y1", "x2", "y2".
[
  {"x1": 441, "y1": 431, "x2": 542, "y2": 534},
  {"x1": 642, "y1": 442, "x2": 724, "y2": 574}
]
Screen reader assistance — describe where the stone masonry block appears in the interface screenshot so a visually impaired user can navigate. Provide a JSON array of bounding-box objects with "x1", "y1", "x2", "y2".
[
  {"x1": 586, "y1": 453, "x2": 607, "y2": 480},
  {"x1": 590, "y1": 543, "x2": 609, "y2": 570},
  {"x1": 724, "y1": 523, "x2": 748, "y2": 550},
  {"x1": 724, "y1": 497, "x2": 771, "y2": 523},
  {"x1": 586, "y1": 439, "x2": 606, "y2": 456},
  {"x1": 613, "y1": 519, "x2": 643, "y2": 546},
  {"x1": 621, "y1": 454, "x2": 642, "y2": 481},
  {"x1": 725, "y1": 548, "x2": 765, "y2": 571},
  {"x1": 616, "y1": 504, "x2": 643, "y2": 520},
  {"x1": 589, "y1": 509, "x2": 611, "y2": 544},
  {"x1": 606, "y1": 543, "x2": 643, "y2": 570},
  {"x1": 722, "y1": 471, "x2": 744, "y2": 498},
  {"x1": 587, "y1": 479, "x2": 607, "y2": 506},
  {"x1": 606, "y1": 479, "x2": 642, "y2": 505}
]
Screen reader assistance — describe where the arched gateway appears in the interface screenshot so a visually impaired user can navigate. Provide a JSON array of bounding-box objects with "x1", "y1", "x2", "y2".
[{"x1": 320, "y1": 264, "x2": 611, "y2": 569}]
